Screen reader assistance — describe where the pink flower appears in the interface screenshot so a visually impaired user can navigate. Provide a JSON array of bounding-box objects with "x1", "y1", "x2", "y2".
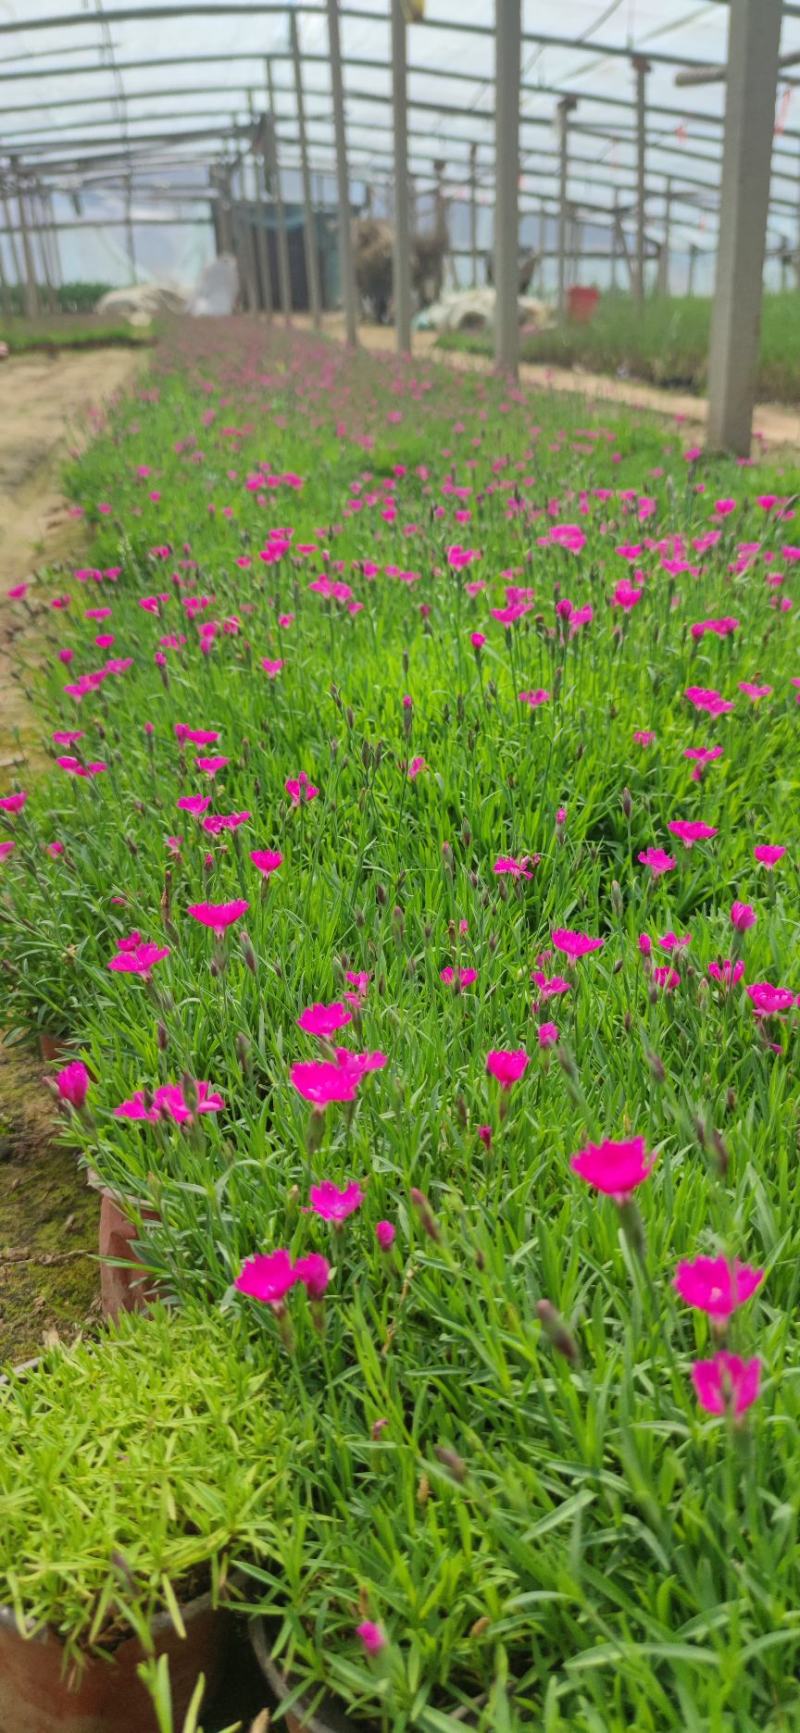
[
  {"x1": 262, "y1": 658, "x2": 284, "y2": 678},
  {"x1": 356, "y1": 1621, "x2": 386, "y2": 1655},
  {"x1": 674, "y1": 1255, "x2": 763, "y2": 1318},
  {"x1": 668, "y1": 820, "x2": 717, "y2": 849},
  {"x1": 57, "y1": 756, "x2": 107, "y2": 778},
  {"x1": 518, "y1": 688, "x2": 550, "y2": 707},
  {"x1": 691, "y1": 1351, "x2": 761, "y2": 1418},
  {"x1": 551, "y1": 928, "x2": 603, "y2": 960},
  {"x1": 177, "y1": 794, "x2": 212, "y2": 815},
  {"x1": 739, "y1": 682, "x2": 772, "y2": 702},
  {"x1": 633, "y1": 730, "x2": 655, "y2": 746},
  {"x1": 250, "y1": 849, "x2": 283, "y2": 875},
  {"x1": 196, "y1": 754, "x2": 229, "y2": 775},
  {"x1": 7, "y1": 583, "x2": 28, "y2": 600},
  {"x1": 188, "y1": 899, "x2": 249, "y2": 935},
  {"x1": 376, "y1": 1219, "x2": 396, "y2": 1250},
  {"x1": 47, "y1": 841, "x2": 65, "y2": 858},
  {"x1": 754, "y1": 844, "x2": 785, "y2": 869},
  {"x1": 659, "y1": 931, "x2": 691, "y2": 953},
  {"x1": 570, "y1": 1135, "x2": 653, "y2": 1199},
  {"x1": 291, "y1": 1050, "x2": 385, "y2": 1109},
  {"x1": 408, "y1": 756, "x2": 427, "y2": 779},
  {"x1": 0, "y1": 792, "x2": 27, "y2": 813},
  {"x1": 613, "y1": 578, "x2": 643, "y2": 610},
  {"x1": 708, "y1": 959, "x2": 745, "y2": 988},
  {"x1": 652, "y1": 965, "x2": 680, "y2": 991},
  {"x1": 638, "y1": 934, "x2": 652, "y2": 957},
  {"x1": 53, "y1": 730, "x2": 84, "y2": 746},
  {"x1": 308, "y1": 1179, "x2": 364, "y2": 1222},
  {"x1": 746, "y1": 981, "x2": 795, "y2": 1016},
  {"x1": 531, "y1": 971, "x2": 572, "y2": 998},
  {"x1": 0, "y1": 840, "x2": 14, "y2": 863},
  {"x1": 685, "y1": 686, "x2": 734, "y2": 716},
  {"x1": 108, "y1": 937, "x2": 170, "y2": 976},
  {"x1": 439, "y1": 965, "x2": 477, "y2": 991},
  {"x1": 175, "y1": 725, "x2": 221, "y2": 745},
  {"x1": 486, "y1": 1049, "x2": 529, "y2": 1089},
  {"x1": 730, "y1": 901, "x2": 756, "y2": 932},
  {"x1": 470, "y1": 631, "x2": 486, "y2": 649},
  {"x1": 55, "y1": 1061, "x2": 90, "y2": 1108},
  {"x1": 298, "y1": 1001, "x2": 353, "y2": 1037},
  {"x1": 538, "y1": 1022, "x2": 559, "y2": 1048},
  {"x1": 293, "y1": 1252, "x2": 331, "y2": 1299},
  {"x1": 235, "y1": 1249, "x2": 296, "y2": 1310},
  {"x1": 114, "y1": 1081, "x2": 223, "y2": 1124},
  {"x1": 493, "y1": 855, "x2": 538, "y2": 878},
  {"x1": 286, "y1": 771, "x2": 318, "y2": 806},
  {"x1": 638, "y1": 848, "x2": 676, "y2": 877},
  {"x1": 202, "y1": 811, "x2": 251, "y2": 834}
]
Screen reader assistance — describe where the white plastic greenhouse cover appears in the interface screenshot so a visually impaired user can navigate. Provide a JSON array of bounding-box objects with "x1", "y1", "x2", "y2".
[{"x1": 4, "y1": 0, "x2": 800, "y2": 293}]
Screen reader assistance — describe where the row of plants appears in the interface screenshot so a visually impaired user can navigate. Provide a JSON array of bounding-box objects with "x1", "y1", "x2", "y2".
[
  {"x1": 439, "y1": 290, "x2": 800, "y2": 405},
  {"x1": 1, "y1": 317, "x2": 800, "y2": 1729}
]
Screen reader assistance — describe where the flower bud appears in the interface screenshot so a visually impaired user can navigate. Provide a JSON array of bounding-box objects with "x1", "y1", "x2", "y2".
[
  {"x1": 535, "y1": 1298, "x2": 580, "y2": 1363},
  {"x1": 434, "y1": 1444, "x2": 467, "y2": 1483}
]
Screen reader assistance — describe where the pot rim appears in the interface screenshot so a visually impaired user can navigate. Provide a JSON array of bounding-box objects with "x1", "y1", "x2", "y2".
[
  {"x1": 0, "y1": 1586, "x2": 217, "y2": 1649},
  {"x1": 249, "y1": 1616, "x2": 357, "y2": 1733}
]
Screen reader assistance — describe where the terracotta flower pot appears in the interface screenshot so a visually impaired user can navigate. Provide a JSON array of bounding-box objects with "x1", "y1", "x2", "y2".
[
  {"x1": 249, "y1": 1617, "x2": 357, "y2": 1733},
  {"x1": 0, "y1": 1591, "x2": 231, "y2": 1733},
  {"x1": 38, "y1": 1031, "x2": 71, "y2": 1063},
  {"x1": 98, "y1": 1190, "x2": 161, "y2": 1321}
]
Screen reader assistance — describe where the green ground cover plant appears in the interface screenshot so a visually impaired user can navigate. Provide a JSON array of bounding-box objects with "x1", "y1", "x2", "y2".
[
  {"x1": 439, "y1": 290, "x2": 800, "y2": 405},
  {"x1": 0, "y1": 317, "x2": 153, "y2": 355},
  {"x1": 0, "y1": 1304, "x2": 288, "y2": 1664},
  {"x1": 2, "y1": 321, "x2": 800, "y2": 1729}
]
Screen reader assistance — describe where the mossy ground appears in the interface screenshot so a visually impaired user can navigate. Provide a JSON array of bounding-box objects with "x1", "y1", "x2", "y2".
[{"x1": 0, "y1": 1039, "x2": 99, "y2": 1365}]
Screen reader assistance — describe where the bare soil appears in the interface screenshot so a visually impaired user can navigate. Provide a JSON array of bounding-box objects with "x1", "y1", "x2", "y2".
[{"x1": 0, "y1": 347, "x2": 142, "y2": 1366}]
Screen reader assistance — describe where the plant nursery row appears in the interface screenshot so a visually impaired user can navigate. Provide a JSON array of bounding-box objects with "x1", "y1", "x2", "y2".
[{"x1": 2, "y1": 321, "x2": 800, "y2": 1732}]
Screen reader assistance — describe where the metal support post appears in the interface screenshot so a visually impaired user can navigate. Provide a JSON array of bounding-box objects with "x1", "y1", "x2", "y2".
[
  {"x1": 391, "y1": 0, "x2": 412, "y2": 353},
  {"x1": 494, "y1": 0, "x2": 521, "y2": 374},
  {"x1": 290, "y1": 12, "x2": 321, "y2": 325},
  {"x1": 658, "y1": 176, "x2": 672, "y2": 297},
  {"x1": 265, "y1": 57, "x2": 292, "y2": 321},
  {"x1": 469, "y1": 141, "x2": 478, "y2": 288},
  {"x1": 13, "y1": 162, "x2": 39, "y2": 319},
  {"x1": 707, "y1": 0, "x2": 782, "y2": 453},
  {"x1": 633, "y1": 55, "x2": 649, "y2": 303},
  {"x1": 556, "y1": 96, "x2": 577, "y2": 325},
  {"x1": 248, "y1": 95, "x2": 273, "y2": 317},
  {"x1": 326, "y1": 0, "x2": 358, "y2": 346}
]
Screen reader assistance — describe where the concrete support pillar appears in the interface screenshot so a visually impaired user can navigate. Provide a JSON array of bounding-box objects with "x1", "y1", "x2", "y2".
[
  {"x1": 707, "y1": 0, "x2": 782, "y2": 454},
  {"x1": 247, "y1": 104, "x2": 273, "y2": 318},
  {"x1": 469, "y1": 142, "x2": 478, "y2": 288},
  {"x1": 494, "y1": 0, "x2": 521, "y2": 376},
  {"x1": 326, "y1": 0, "x2": 358, "y2": 347},
  {"x1": 391, "y1": 0, "x2": 412, "y2": 353},
  {"x1": 556, "y1": 97, "x2": 577, "y2": 325},
  {"x1": 290, "y1": 13, "x2": 322, "y2": 326},
  {"x1": 13, "y1": 162, "x2": 39, "y2": 319},
  {"x1": 633, "y1": 56, "x2": 649, "y2": 304},
  {"x1": 266, "y1": 59, "x2": 292, "y2": 322},
  {"x1": 658, "y1": 176, "x2": 672, "y2": 297}
]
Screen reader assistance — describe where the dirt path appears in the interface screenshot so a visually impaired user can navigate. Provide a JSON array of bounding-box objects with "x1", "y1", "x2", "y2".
[
  {"x1": 300, "y1": 315, "x2": 800, "y2": 452},
  {"x1": 0, "y1": 347, "x2": 142, "y2": 1367},
  {"x1": 0, "y1": 347, "x2": 141, "y2": 766}
]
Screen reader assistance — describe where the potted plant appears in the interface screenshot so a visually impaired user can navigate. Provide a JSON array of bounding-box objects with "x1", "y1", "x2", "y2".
[{"x1": 0, "y1": 1304, "x2": 288, "y2": 1733}]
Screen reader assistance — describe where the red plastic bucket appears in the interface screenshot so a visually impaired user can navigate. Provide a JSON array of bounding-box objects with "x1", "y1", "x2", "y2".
[{"x1": 567, "y1": 285, "x2": 600, "y2": 324}]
